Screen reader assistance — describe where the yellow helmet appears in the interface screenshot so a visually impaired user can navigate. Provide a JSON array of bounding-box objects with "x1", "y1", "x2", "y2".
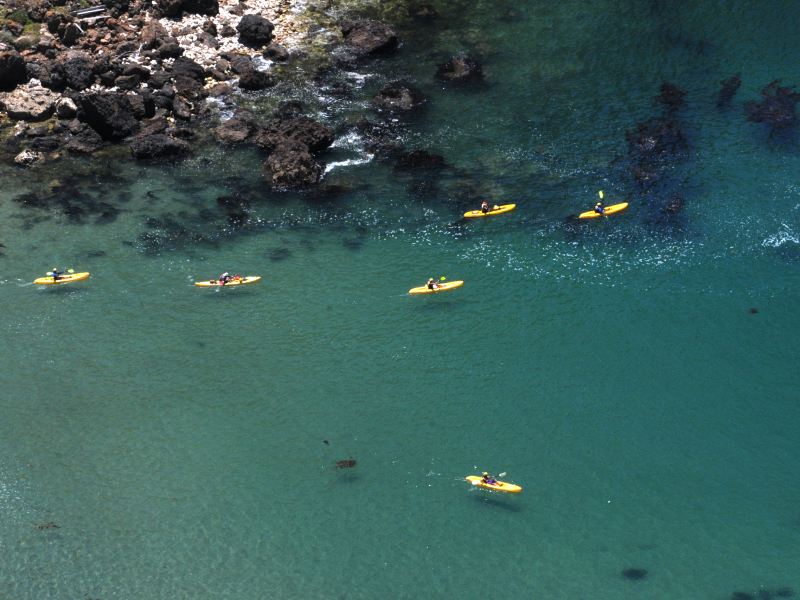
[{"x1": 482, "y1": 472, "x2": 488, "y2": 476}]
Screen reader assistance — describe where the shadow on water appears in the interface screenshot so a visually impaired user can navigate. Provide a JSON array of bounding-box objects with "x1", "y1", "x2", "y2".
[
  {"x1": 199, "y1": 288, "x2": 260, "y2": 299},
  {"x1": 470, "y1": 492, "x2": 522, "y2": 513}
]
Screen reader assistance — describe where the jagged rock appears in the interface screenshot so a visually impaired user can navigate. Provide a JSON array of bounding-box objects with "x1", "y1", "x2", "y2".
[
  {"x1": 14, "y1": 149, "x2": 45, "y2": 166},
  {"x1": 263, "y1": 43, "x2": 289, "y2": 61},
  {"x1": 25, "y1": 60, "x2": 66, "y2": 91},
  {"x1": 130, "y1": 133, "x2": 191, "y2": 159},
  {"x1": 183, "y1": 0, "x2": 218, "y2": 16},
  {"x1": 435, "y1": 56, "x2": 483, "y2": 84},
  {"x1": 215, "y1": 116, "x2": 254, "y2": 143},
  {"x1": 262, "y1": 116, "x2": 333, "y2": 153},
  {"x1": 62, "y1": 52, "x2": 95, "y2": 91},
  {"x1": 158, "y1": 42, "x2": 184, "y2": 58},
  {"x1": 170, "y1": 56, "x2": 205, "y2": 82},
  {"x1": 0, "y1": 80, "x2": 60, "y2": 120},
  {"x1": 60, "y1": 22, "x2": 83, "y2": 46},
  {"x1": 142, "y1": 20, "x2": 169, "y2": 49},
  {"x1": 154, "y1": 0, "x2": 185, "y2": 17},
  {"x1": 171, "y1": 95, "x2": 193, "y2": 119},
  {"x1": 372, "y1": 81, "x2": 426, "y2": 112},
  {"x1": 342, "y1": 20, "x2": 398, "y2": 56},
  {"x1": 115, "y1": 75, "x2": 140, "y2": 90},
  {"x1": 717, "y1": 73, "x2": 741, "y2": 108},
  {"x1": 56, "y1": 97, "x2": 77, "y2": 118},
  {"x1": 0, "y1": 50, "x2": 27, "y2": 91},
  {"x1": 237, "y1": 14, "x2": 274, "y2": 47},
  {"x1": 80, "y1": 92, "x2": 140, "y2": 140},
  {"x1": 238, "y1": 67, "x2": 274, "y2": 90},
  {"x1": 264, "y1": 139, "x2": 321, "y2": 189}
]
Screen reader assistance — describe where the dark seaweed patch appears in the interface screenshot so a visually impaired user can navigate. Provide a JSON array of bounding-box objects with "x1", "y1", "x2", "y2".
[
  {"x1": 269, "y1": 247, "x2": 291, "y2": 261},
  {"x1": 621, "y1": 568, "x2": 647, "y2": 581}
]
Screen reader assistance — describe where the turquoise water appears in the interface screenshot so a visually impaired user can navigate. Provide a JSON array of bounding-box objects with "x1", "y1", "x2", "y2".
[{"x1": 2, "y1": 1, "x2": 800, "y2": 598}]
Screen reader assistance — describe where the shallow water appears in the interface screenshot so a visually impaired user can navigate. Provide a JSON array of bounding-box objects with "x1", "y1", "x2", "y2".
[{"x1": 2, "y1": 1, "x2": 800, "y2": 598}]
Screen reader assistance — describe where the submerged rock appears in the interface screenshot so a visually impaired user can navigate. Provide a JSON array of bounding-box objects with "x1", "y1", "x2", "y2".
[
  {"x1": 372, "y1": 81, "x2": 426, "y2": 112},
  {"x1": 717, "y1": 73, "x2": 742, "y2": 107},
  {"x1": 435, "y1": 56, "x2": 483, "y2": 85},
  {"x1": 745, "y1": 79, "x2": 800, "y2": 128},
  {"x1": 657, "y1": 82, "x2": 687, "y2": 111},
  {"x1": 341, "y1": 20, "x2": 398, "y2": 56},
  {"x1": 621, "y1": 568, "x2": 647, "y2": 581},
  {"x1": 130, "y1": 133, "x2": 191, "y2": 159},
  {"x1": 264, "y1": 139, "x2": 321, "y2": 189}
]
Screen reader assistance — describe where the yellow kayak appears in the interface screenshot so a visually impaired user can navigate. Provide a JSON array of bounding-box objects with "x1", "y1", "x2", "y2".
[
  {"x1": 195, "y1": 276, "x2": 262, "y2": 287},
  {"x1": 408, "y1": 280, "x2": 464, "y2": 295},
  {"x1": 579, "y1": 202, "x2": 629, "y2": 219},
  {"x1": 464, "y1": 203, "x2": 516, "y2": 219},
  {"x1": 34, "y1": 272, "x2": 90, "y2": 285},
  {"x1": 466, "y1": 475, "x2": 522, "y2": 493}
]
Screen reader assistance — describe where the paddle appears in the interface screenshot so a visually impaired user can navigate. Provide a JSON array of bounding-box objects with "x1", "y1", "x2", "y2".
[
  {"x1": 44, "y1": 268, "x2": 74, "y2": 276},
  {"x1": 597, "y1": 190, "x2": 608, "y2": 217}
]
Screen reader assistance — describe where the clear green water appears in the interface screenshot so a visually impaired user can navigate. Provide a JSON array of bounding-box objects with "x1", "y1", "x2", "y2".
[{"x1": 2, "y1": 1, "x2": 800, "y2": 598}]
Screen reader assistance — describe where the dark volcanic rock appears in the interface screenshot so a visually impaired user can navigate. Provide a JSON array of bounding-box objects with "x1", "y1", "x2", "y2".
[
  {"x1": 170, "y1": 56, "x2": 205, "y2": 82},
  {"x1": 237, "y1": 14, "x2": 274, "y2": 46},
  {"x1": 26, "y1": 60, "x2": 66, "y2": 91},
  {"x1": 717, "y1": 73, "x2": 741, "y2": 107},
  {"x1": 372, "y1": 81, "x2": 426, "y2": 112},
  {"x1": 60, "y1": 22, "x2": 83, "y2": 46},
  {"x1": 263, "y1": 42, "x2": 289, "y2": 61},
  {"x1": 745, "y1": 80, "x2": 800, "y2": 128},
  {"x1": 65, "y1": 122, "x2": 105, "y2": 154},
  {"x1": 214, "y1": 116, "x2": 255, "y2": 144},
  {"x1": 130, "y1": 133, "x2": 191, "y2": 159},
  {"x1": 342, "y1": 20, "x2": 398, "y2": 56},
  {"x1": 80, "y1": 93, "x2": 140, "y2": 140},
  {"x1": 0, "y1": 50, "x2": 27, "y2": 91},
  {"x1": 435, "y1": 55, "x2": 483, "y2": 84},
  {"x1": 263, "y1": 116, "x2": 334, "y2": 153},
  {"x1": 183, "y1": 0, "x2": 219, "y2": 15},
  {"x1": 264, "y1": 139, "x2": 321, "y2": 189},
  {"x1": 63, "y1": 53, "x2": 96, "y2": 91},
  {"x1": 238, "y1": 67, "x2": 275, "y2": 90}
]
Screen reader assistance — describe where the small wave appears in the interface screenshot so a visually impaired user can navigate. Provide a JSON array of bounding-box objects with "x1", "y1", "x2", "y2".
[
  {"x1": 762, "y1": 224, "x2": 799, "y2": 248},
  {"x1": 323, "y1": 155, "x2": 373, "y2": 175}
]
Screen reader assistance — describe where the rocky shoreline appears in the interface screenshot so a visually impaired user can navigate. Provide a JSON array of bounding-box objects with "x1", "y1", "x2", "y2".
[{"x1": 0, "y1": 0, "x2": 473, "y2": 190}]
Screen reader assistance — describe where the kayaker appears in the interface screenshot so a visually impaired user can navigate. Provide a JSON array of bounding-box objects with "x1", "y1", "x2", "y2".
[
  {"x1": 594, "y1": 200, "x2": 605, "y2": 215},
  {"x1": 481, "y1": 472, "x2": 498, "y2": 485},
  {"x1": 426, "y1": 278, "x2": 439, "y2": 290},
  {"x1": 50, "y1": 267, "x2": 63, "y2": 281},
  {"x1": 218, "y1": 272, "x2": 232, "y2": 285},
  {"x1": 480, "y1": 201, "x2": 490, "y2": 214}
]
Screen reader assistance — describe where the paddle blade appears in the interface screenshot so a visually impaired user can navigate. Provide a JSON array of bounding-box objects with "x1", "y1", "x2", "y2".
[
  {"x1": 498, "y1": 472, "x2": 507, "y2": 477},
  {"x1": 598, "y1": 190, "x2": 604, "y2": 199},
  {"x1": 440, "y1": 276, "x2": 446, "y2": 281}
]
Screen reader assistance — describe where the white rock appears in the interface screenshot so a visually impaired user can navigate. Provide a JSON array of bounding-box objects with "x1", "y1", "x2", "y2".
[{"x1": 14, "y1": 149, "x2": 45, "y2": 167}]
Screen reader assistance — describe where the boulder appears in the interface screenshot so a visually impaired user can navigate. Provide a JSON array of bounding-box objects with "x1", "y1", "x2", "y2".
[
  {"x1": 372, "y1": 81, "x2": 426, "y2": 112},
  {"x1": 62, "y1": 52, "x2": 95, "y2": 91},
  {"x1": 56, "y1": 97, "x2": 78, "y2": 118},
  {"x1": 154, "y1": 0, "x2": 184, "y2": 17},
  {"x1": 237, "y1": 14, "x2": 274, "y2": 46},
  {"x1": 130, "y1": 133, "x2": 191, "y2": 159},
  {"x1": 263, "y1": 116, "x2": 333, "y2": 153},
  {"x1": 14, "y1": 149, "x2": 45, "y2": 166},
  {"x1": 1, "y1": 80, "x2": 60, "y2": 120},
  {"x1": 141, "y1": 19, "x2": 170, "y2": 49},
  {"x1": 238, "y1": 68, "x2": 274, "y2": 90},
  {"x1": 214, "y1": 116, "x2": 254, "y2": 144},
  {"x1": 264, "y1": 139, "x2": 321, "y2": 189},
  {"x1": 25, "y1": 60, "x2": 66, "y2": 91},
  {"x1": 263, "y1": 43, "x2": 289, "y2": 61},
  {"x1": 60, "y1": 22, "x2": 83, "y2": 46},
  {"x1": 0, "y1": 50, "x2": 27, "y2": 91},
  {"x1": 342, "y1": 20, "x2": 398, "y2": 56},
  {"x1": 80, "y1": 92, "x2": 140, "y2": 140},
  {"x1": 183, "y1": 0, "x2": 218, "y2": 16},
  {"x1": 65, "y1": 124, "x2": 105, "y2": 153},
  {"x1": 435, "y1": 56, "x2": 483, "y2": 84}
]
